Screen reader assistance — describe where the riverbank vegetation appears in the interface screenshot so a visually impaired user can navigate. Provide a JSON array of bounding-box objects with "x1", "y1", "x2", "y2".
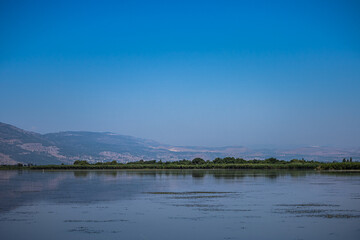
[{"x1": 1, "y1": 157, "x2": 359, "y2": 170}]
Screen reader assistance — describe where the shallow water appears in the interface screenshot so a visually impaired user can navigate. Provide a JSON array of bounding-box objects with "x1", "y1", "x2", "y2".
[{"x1": 0, "y1": 170, "x2": 359, "y2": 240}]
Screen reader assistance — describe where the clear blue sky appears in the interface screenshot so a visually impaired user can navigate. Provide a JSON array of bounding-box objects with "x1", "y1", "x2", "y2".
[{"x1": 1, "y1": 0, "x2": 359, "y2": 147}]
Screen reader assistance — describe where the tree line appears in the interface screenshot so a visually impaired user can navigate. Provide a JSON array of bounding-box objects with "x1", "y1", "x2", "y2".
[
  {"x1": 2, "y1": 157, "x2": 358, "y2": 170},
  {"x1": 65, "y1": 157, "x2": 360, "y2": 170}
]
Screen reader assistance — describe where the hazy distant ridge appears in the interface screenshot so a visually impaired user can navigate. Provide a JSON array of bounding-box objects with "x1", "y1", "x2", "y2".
[{"x1": 0, "y1": 122, "x2": 358, "y2": 165}]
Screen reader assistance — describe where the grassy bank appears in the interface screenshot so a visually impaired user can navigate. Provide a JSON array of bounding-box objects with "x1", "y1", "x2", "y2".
[{"x1": 1, "y1": 157, "x2": 359, "y2": 170}]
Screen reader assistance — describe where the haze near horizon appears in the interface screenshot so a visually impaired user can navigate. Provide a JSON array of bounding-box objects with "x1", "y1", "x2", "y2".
[{"x1": 1, "y1": 0, "x2": 360, "y2": 147}]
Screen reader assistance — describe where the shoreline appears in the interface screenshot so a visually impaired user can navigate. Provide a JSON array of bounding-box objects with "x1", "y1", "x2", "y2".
[{"x1": 1, "y1": 162, "x2": 360, "y2": 171}]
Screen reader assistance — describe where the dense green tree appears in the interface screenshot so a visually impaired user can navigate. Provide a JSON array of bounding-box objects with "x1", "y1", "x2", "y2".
[
  {"x1": 144, "y1": 160, "x2": 156, "y2": 164},
  {"x1": 73, "y1": 160, "x2": 89, "y2": 165},
  {"x1": 178, "y1": 159, "x2": 191, "y2": 165},
  {"x1": 265, "y1": 157, "x2": 279, "y2": 164},
  {"x1": 192, "y1": 158, "x2": 205, "y2": 164}
]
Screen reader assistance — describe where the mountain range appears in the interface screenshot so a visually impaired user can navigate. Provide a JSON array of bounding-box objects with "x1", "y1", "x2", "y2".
[{"x1": 0, "y1": 122, "x2": 359, "y2": 165}]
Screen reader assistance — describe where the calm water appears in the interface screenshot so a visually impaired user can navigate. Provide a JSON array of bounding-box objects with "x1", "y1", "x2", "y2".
[{"x1": 0, "y1": 170, "x2": 359, "y2": 240}]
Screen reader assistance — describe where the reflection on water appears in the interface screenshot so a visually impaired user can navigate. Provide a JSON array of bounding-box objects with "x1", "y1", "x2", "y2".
[{"x1": 0, "y1": 170, "x2": 359, "y2": 240}]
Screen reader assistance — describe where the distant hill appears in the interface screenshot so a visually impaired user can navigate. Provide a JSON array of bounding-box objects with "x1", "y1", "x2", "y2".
[
  {"x1": 0, "y1": 122, "x2": 359, "y2": 165},
  {"x1": 0, "y1": 122, "x2": 174, "y2": 165}
]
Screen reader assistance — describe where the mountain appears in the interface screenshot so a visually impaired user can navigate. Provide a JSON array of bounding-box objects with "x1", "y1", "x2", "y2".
[
  {"x1": 0, "y1": 122, "x2": 359, "y2": 165},
  {"x1": 0, "y1": 122, "x2": 59, "y2": 165},
  {"x1": 0, "y1": 122, "x2": 172, "y2": 165}
]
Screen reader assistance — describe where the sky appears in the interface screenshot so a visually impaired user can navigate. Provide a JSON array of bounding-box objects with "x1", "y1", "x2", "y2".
[{"x1": 0, "y1": 0, "x2": 360, "y2": 147}]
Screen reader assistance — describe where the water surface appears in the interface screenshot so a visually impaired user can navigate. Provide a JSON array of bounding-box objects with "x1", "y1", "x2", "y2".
[{"x1": 0, "y1": 170, "x2": 359, "y2": 240}]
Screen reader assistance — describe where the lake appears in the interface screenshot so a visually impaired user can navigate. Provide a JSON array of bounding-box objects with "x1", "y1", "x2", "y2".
[{"x1": 0, "y1": 170, "x2": 359, "y2": 240}]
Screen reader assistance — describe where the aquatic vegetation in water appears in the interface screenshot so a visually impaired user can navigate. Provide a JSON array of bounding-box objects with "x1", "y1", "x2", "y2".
[
  {"x1": 310, "y1": 214, "x2": 360, "y2": 219},
  {"x1": 145, "y1": 191, "x2": 235, "y2": 195},
  {"x1": 170, "y1": 195, "x2": 227, "y2": 199},
  {"x1": 145, "y1": 191, "x2": 236, "y2": 199},
  {"x1": 168, "y1": 216, "x2": 204, "y2": 221},
  {"x1": 68, "y1": 226, "x2": 104, "y2": 234},
  {"x1": 172, "y1": 204, "x2": 224, "y2": 208},
  {"x1": 0, "y1": 217, "x2": 32, "y2": 222},
  {"x1": 275, "y1": 203, "x2": 340, "y2": 207},
  {"x1": 197, "y1": 208, "x2": 251, "y2": 212},
  {"x1": 274, "y1": 203, "x2": 360, "y2": 219},
  {"x1": 64, "y1": 219, "x2": 128, "y2": 223}
]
